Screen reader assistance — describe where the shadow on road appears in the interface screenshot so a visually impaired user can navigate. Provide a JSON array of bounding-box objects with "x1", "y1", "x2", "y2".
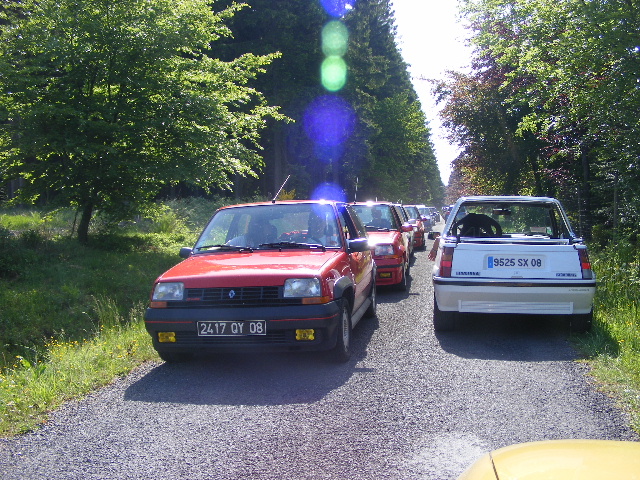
[
  {"x1": 124, "y1": 315, "x2": 379, "y2": 406},
  {"x1": 435, "y1": 313, "x2": 579, "y2": 362}
]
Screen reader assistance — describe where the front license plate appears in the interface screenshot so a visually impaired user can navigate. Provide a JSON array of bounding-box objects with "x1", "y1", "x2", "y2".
[
  {"x1": 197, "y1": 320, "x2": 266, "y2": 336},
  {"x1": 487, "y1": 256, "x2": 544, "y2": 269}
]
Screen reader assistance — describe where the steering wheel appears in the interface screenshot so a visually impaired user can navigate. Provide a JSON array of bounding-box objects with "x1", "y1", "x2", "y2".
[{"x1": 453, "y1": 213, "x2": 502, "y2": 237}]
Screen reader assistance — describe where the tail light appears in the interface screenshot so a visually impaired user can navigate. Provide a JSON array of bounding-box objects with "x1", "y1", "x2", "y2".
[
  {"x1": 578, "y1": 248, "x2": 593, "y2": 279},
  {"x1": 440, "y1": 247, "x2": 454, "y2": 277}
]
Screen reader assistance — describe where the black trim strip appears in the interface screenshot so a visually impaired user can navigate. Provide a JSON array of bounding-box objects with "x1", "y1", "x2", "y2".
[{"x1": 433, "y1": 278, "x2": 596, "y2": 288}]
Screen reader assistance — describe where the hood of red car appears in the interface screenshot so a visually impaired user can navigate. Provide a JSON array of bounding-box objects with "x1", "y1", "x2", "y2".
[{"x1": 156, "y1": 250, "x2": 341, "y2": 288}]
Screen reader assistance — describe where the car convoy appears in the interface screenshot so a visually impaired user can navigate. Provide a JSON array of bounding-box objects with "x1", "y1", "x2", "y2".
[{"x1": 144, "y1": 196, "x2": 596, "y2": 362}]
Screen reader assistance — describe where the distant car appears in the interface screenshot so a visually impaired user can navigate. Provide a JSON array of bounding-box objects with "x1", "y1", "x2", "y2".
[
  {"x1": 144, "y1": 200, "x2": 376, "y2": 363},
  {"x1": 352, "y1": 202, "x2": 413, "y2": 290},
  {"x1": 430, "y1": 196, "x2": 596, "y2": 332},
  {"x1": 457, "y1": 439, "x2": 640, "y2": 480},
  {"x1": 403, "y1": 205, "x2": 427, "y2": 249},
  {"x1": 394, "y1": 204, "x2": 415, "y2": 258},
  {"x1": 425, "y1": 206, "x2": 440, "y2": 223}
]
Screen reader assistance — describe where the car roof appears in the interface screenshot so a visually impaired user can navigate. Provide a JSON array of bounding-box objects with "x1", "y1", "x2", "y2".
[
  {"x1": 454, "y1": 195, "x2": 562, "y2": 205},
  {"x1": 218, "y1": 199, "x2": 343, "y2": 209}
]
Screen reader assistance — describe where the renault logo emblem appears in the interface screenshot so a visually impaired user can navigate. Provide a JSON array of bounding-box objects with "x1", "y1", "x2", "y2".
[{"x1": 228, "y1": 290, "x2": 236, "y2": 299}]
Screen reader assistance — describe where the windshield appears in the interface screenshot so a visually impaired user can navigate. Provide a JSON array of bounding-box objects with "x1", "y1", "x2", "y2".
[
  {"x1": 194, "y1": 203, "x2": 342, "y2": 250},
  {"x1": 447, "y1": 202, "x2": 572, "y2": 239},
  {"x1": 352, "y1": 204, "x2": 399, "y2": 231}
]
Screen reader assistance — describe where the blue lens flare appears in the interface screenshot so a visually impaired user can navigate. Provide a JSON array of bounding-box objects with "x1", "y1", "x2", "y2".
[
  {"x1": 320, "y1": 0, "x2": 355, "y2": 18},
  {"x1": 303, "y1": 95, "x2": 355, "y2": 149},
  {"x1": 312, "y1": 183, "x2": 347, "y2": 202}
]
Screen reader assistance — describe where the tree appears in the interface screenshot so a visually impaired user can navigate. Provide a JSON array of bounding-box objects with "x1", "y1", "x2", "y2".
[{"x1": 0, "y1": 0, "x2": 283, "y2": 243}]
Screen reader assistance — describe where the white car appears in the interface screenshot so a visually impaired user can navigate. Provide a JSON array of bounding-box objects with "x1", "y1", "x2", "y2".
[{"x1": 429, "y1": 196, "x2": 596, "y2": 332}]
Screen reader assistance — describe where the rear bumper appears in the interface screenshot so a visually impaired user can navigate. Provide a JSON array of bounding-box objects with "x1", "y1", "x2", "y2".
[
  {"x1": 433, "y1": 277, "x2": 596, "y2": 314},
  {"x1": 373, "y1": 260, "x2": 404, "y2": 286},
  {"x1": 144, "y1": 302, "x2": 341, "y2": 354}
]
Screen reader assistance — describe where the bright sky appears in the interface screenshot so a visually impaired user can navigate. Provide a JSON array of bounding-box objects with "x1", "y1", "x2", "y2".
[{"x1": 391, "y1": 1, "x2": 473, "y2": 185}]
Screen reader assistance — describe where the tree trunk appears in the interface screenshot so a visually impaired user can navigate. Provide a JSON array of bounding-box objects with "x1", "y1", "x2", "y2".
[{"x1": 77, "y1": 201, "x2": 94, "y2": 245}]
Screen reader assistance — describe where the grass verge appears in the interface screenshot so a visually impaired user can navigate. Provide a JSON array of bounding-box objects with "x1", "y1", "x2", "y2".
[{"x1": 1, "y1": 298, "x2": 157, "y2": 436}]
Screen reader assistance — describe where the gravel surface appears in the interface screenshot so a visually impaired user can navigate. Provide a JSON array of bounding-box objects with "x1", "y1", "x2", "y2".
[{"x1": 1, "y1": 239, "x2": 637, "y2": 480}]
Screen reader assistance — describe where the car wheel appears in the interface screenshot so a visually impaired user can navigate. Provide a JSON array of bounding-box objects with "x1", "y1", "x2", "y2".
[
  {"x1": 157, "y1": 351, "x2": 194, "y2": 363},
  {"x1": 571, "y1": 310, "x2": 593, "y2": 333},
  {"x1": 364, "y1": 280, "x2": 377, "y2": 318},
  {"x1": 330, "y1": 299, "x2": 352, "y2": 363},
  {"x1": 433, "y1": 295, "x2": 456, "y2": 331},
  {"x1": 395, "y1": 262, "x2": 409, "y2": 291}
]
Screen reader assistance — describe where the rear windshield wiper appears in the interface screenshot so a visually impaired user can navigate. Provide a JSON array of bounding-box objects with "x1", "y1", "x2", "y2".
[{"x1": 195, "y1": 244, "x2": 254, "y2": 252}]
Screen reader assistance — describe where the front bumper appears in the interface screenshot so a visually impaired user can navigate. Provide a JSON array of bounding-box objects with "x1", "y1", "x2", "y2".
[
  {"x1": 433, "y1": 277, "x2": 596, "y2": 314},
  {"x1": 144, "y1": 302, "x2": 341, "y2": 354}
]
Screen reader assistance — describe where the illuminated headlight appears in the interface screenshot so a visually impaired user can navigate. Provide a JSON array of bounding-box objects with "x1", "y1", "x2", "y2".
[
  {"x1": 284, "y1": 278, "x2": 321, "y2": 298},
  {"x1": 374, "y1": 244, "x2": 394, "y2": 256},
  {"x1": 152, "y1": 282, "x2": 184, "y2": 301}
]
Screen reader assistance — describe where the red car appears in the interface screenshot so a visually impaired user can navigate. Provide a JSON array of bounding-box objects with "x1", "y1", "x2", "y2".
[
  {"x1": 352, "y1": 202, "x2": 413, "y2": 290},
  {"x1": 144, "y1": 200, "x2": 376, "y2": 363},
  {"x1": 403, "y1": 204, "x2": 427, "y2": 250}
]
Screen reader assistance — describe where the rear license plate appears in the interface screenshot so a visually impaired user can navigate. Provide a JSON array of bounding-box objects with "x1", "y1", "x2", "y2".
[
  {"x1": 487, "y1": 256, "x2": 544, "y2": 269},
  {"x1": 197, "y1": 320, "x2": 266, "y2": 336}
]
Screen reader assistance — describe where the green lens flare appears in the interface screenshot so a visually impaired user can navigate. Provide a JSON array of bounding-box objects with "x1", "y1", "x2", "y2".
[
  {"x1": 322, "y1": 21, "x2": 348, "y2": 57},
  {"x1": 321, "y1": 56, "x2": 347, "y2": 92}
]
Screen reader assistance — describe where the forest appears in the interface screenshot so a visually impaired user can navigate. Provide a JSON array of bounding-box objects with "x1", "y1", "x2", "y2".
[
  {"x1": 439, "y1": 0, "x2": 640, "y2": 243},
  {"x1": 0, "y1": 0, "x2": 444, "y2": 244}
]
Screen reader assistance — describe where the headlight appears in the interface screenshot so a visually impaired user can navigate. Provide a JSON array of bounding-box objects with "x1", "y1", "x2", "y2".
[
  {"x1": 152, "y1": 282, "x2": 184, "y2": 301},
  {"x1": 284, "y1": 278, "x2": 321, "y2": 298},
  {"x1": 374, "y1": 244, "x2": 394, "y2": 256}
]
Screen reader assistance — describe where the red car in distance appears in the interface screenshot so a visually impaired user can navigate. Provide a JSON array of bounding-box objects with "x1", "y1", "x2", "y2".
[
  {"x1": 352, "y1": 202, "x2": 413, "y2": 290},
  {"x1": 403, "y1": 204, "x2": 427, "y2": 250}
]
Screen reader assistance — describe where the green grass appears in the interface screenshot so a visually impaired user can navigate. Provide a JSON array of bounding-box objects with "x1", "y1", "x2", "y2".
[
  {"x1": 572, "y1": 245, "x2": 640, "y2": 432},
  {"x1": 0, "y1": 202, "x2": 639, "y2": 437}
]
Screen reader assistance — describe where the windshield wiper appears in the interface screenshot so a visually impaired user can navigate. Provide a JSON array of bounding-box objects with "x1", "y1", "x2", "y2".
[
  {"x1": 259, "y1": 241, "x2": 326, "y2": 251},
  {"x1": 195, "y1": 244, "x2": 253, "y2": 252}
]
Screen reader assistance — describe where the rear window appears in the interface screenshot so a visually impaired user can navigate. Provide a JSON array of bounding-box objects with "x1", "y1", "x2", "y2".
[{"x1": 450, "y1": 202, "x2": 571, "y2": 239}]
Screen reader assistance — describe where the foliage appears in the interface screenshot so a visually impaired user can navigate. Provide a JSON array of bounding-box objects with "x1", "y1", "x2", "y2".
[
  {"x1": 574, "y1": 243, "x2": 640, "y2": 432},
  {"x1": 216, "y1": 0, "x2": 444, "y2": 205},
  {"x1": 440, "y1": 0, "x2": 640, "y2": 237},
  {"x1": 0, "y1": 0, "x2": 284, "y2": 243}
]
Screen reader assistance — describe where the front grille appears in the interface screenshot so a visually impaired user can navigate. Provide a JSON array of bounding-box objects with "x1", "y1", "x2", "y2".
[
  {"x1": 176, "y1": 330, "x2": 290, "y2": 345},
  {"x1": 167, "y1": 286, "x2": 300, "y2": 308}
]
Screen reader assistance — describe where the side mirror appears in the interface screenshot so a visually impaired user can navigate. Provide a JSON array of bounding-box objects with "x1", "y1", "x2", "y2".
[
  {"x1": 401, "y1": 224, "x2": 413, "y2": 233},
  {"x1": 179, "y1": 247, "x2": 193, "y2": 258},
  {"x1": 348, "y1": 238, "x2": 370, "y2": 252},
  {"x1": 427, "y1": 231, "x2": 441, "y2": 240}
]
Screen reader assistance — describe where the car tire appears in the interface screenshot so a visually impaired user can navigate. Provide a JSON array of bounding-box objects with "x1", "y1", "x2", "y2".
[
  {"x1": 364, "y1": 280, "x2": 377, "y2": 318},
  {"x1": 433, "y1": 295, "x2": 456, "y2": 332},
  {"x1": 571, "y1": 310, "x2": 593, "y2": 333},
  {"x1": 157, "y1": 351, "x2": 194, "y2": 363},
  {"x1": 395, "y1": 262, "x2": 409, "y2": 291},
  {"x1": 330, "y1": 299, "x2": 352, "y2": 363}
]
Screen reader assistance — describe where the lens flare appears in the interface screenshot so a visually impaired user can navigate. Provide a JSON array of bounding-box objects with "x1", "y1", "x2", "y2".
[
  {"x1": 312, "y1": 183, "x2": 347, "y2": 202},
  {"x1": 303, "y1": 95, "x2": 355, "y2": 148},
  {"x1": 320, "y1": 0, "x2": 355, "y2": 18},
  {"x1": 321, "y1": 56, "x2": 347, "y2": 91},
  {"x1": 322, "y1": 21, "x2": 349, "y2": 56}
]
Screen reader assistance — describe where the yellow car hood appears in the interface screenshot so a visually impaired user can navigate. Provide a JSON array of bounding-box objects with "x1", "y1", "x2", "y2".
[{"x1": 458, "y1": 439, "x2": 640, "y2": 480}]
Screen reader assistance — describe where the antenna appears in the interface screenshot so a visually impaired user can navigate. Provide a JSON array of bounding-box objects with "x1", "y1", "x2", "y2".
[
  {"x1": 272, "y1": 175, "x2": 291, "y2": 203},
  {"x1": 354, "y1": 177, "x2": 358, "y2": 203}
]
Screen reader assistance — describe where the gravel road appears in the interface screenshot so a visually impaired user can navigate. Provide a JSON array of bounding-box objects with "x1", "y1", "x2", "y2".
[{"x1": 1, "y1": 237, "x2": 637, "y2": 480}]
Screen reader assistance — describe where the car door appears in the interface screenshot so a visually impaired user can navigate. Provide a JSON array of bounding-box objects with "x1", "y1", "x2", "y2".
[{"x1": 339, "y1": 204, "x2": 373, "y2": 310}]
